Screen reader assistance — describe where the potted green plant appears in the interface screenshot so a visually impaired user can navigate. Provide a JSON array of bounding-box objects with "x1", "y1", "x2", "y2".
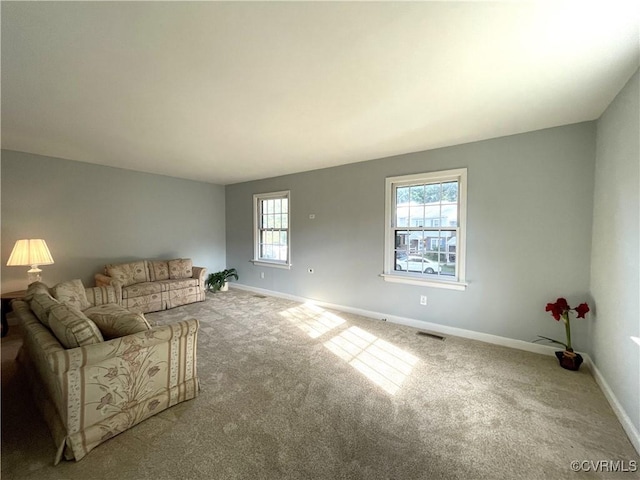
[
  {"x1": 536, "y1": 297, "x2": 590, "y2": 371},
  {"x1": 205, "y1": 268, "x2": 238, "y2": 292}
]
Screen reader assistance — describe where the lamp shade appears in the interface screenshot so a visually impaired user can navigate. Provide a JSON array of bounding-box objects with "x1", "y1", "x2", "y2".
[{"x1": 6, "y1": 239, "x2": 55, "y2": 266}]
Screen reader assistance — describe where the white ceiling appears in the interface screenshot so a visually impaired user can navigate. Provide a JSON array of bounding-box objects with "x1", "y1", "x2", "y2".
[{"x1": 2, "y1": 1, "x2": 638, "y2": 185}]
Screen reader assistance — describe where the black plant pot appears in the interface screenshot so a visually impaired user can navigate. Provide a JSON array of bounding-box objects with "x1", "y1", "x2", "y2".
[{"x1": 555, "y1": 350, "x2": 583, "y2": 371}]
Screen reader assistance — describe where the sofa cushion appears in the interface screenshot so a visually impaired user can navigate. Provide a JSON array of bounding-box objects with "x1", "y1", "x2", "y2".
[
  {"x1": 122, "y1": 282, "x2": 163, "y2": 299},
  {"x1": 48, "y1": 303, "x2": 104, "y2": 348},
  {"x1": 83, "y1": 304, "x2": 151, "y2": 340},
  {"x1": 168, "y1": 258, "x2": 193, "y2": 279},
  {"x1": 106, "y1": 261, "x2": 150, "y2": 287},
  {"x1": 52, "y1": 279, "x2": 91, "y2": 311},
  {"x1": 123, "y1": 295, "x2": 163, "y2": 314},
  {"x1": 158, "y1": 278, "x2": 199, "y2": 291},
  {"x1": 28, "y1": 292, "x2": 60, "y2": 328},
  {"x1": 148, "y1": 261, "x2": 170, "y2": 282}
]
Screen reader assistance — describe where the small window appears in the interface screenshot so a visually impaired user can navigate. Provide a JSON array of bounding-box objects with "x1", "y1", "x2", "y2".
[
  {"x1": 383, "y1": 169, "x2": 467, "y2": 290},
  {"x1": 253, "y1": 191, "x2": 291, "y2": 268}
]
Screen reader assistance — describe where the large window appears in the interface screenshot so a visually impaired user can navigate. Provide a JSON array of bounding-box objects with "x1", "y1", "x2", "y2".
[
  {"x1": 253, "y1": 191, "x2": 291, "y2": 268},
  {"x1": 383, "y1": 169, "x2": 467, "y2": 290}
]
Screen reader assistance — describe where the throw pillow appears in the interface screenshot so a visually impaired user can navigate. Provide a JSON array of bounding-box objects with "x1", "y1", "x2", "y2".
[
  {"x1": 84, "y1": 304, "x2": 151, "y2": 340},
  {"x1": 28, "y1": 292, "x2": 60, "y2": 328},
  {"x1": 105, "y1": 261, "x2": 150, "y2": 287},
  {"x1": 52, "y1": 279, "x2": 91, "y2": 311},
  {"x1": 148, "y1": 261, "x2": 170, "y2": 282},
  {"x1": 48, "y1": 303, "x2": 104, "y2": 348},
  {"x1": 168, "y1": 258, "x2": 193, "y2": 279}
]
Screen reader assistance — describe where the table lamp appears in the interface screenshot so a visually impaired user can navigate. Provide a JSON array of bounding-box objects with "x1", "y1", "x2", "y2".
[{"x1": 6, "y1": 239, "x2": 55, "y2": 284}]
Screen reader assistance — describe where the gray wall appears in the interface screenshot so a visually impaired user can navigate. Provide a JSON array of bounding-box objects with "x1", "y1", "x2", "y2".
[
  {"x1": 226, "y1": 122, "x2": 596, "y2": 347},
  {"x1": 591, "y1": 69, "x2": 639, "y2": 433},
  {"x1": 1, "y1": 150, "x2": 226, "y2": 292}
]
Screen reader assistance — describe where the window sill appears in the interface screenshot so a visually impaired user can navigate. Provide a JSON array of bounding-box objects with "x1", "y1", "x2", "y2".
[
  {"x1": 251, "y1": 260, "x2": 292, "y2": 270},
  {"x1": 380, "y1": 273, "x2": 467, "y2": 291}
]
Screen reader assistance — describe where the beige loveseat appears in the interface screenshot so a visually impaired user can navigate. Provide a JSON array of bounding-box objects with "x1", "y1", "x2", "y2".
[
  {"x1": 12, "y1": 280, "x2": 199, "y2": 464},
  {"x1": 95, "y1": 258, "x2": 206, "y2": 314}
]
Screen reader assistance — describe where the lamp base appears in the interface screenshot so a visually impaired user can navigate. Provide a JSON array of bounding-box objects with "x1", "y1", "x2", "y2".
[{"x1": 27, "y1": 266, "x2": 43, "y2": 285}]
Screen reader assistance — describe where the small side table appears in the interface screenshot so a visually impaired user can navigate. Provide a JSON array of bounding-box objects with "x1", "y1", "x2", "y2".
[{"x1": 1, "y1": 290, "x2": 27, "y2": 338}]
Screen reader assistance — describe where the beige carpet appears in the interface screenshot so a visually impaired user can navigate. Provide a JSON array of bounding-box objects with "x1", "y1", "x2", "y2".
[{"x1": 2, "y1": 289, "x2": 638, "y2": 479}]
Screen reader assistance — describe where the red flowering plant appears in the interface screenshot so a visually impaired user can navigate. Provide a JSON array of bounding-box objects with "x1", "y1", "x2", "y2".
[{"x1": 537, "y1": 297, "x2": 590, "y2": 351}]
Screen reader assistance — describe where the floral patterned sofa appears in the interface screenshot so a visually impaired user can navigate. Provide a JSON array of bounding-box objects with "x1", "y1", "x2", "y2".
[
  {"x1": 12, "y1": 280, "x2": 199, "y2": 464},
  {"x1": 95, "y1": 258, "x2": 206, "y2": 313}
]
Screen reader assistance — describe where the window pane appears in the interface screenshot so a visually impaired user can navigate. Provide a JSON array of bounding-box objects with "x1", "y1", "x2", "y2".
[
  {"x1": 427, "y1": 236, "x2": 438, "y2": 252},
  {"x1": 282, "y1": 213, "x2": 288, "y2": 228},
  {"x1": 415, "y1": 231, "x2": 427, "y2": 255},
  {"x1": 396, "y1": 204, "x2": 408, "y2": 227},
  {"x1": 441, "y1": 230, "x2": 456, "y2": 276},
  {"x1": 266, "y1": 245, "x2": 276, "y2": 260},
  {"x1": 425, "y1": 205, "x2": 440, "y2": 224},
  {"x1": 409, "y1": 206, "x2": 424, "y2": 227},
  {"x1": 282, "y1": 199, "x2": 288, "y2": 213},
  {"x1": 278, "y1": 231, "x2": 288, "y2": 261},
  {"x1": 395, "y1": 249, "x2": 409, "y2": 263},
  {"x1": 442, "y1": 181, "x2": 458, "y2": 202},
  {"x1": 421, "y1": 256, "x2": 439, "y2": 275},
  {"x1": 441, "y1": 204, "x2": 458, "y2": 227},
  {"x1": 396, "y1": 186, "x2": 410, "y2": 204},
  {"x1": 395, "y1": 231, "x2": 409, "y2": 250},
  {"x1": 425, "y1": 183, "x2": 441, "y2": 202},
  {"x1": 409, "y1": 185, "x2": 425, "y2": 204}
]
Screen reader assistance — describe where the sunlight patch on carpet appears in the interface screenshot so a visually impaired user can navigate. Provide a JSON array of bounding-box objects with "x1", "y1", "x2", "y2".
[
  {"x1": 279, "y1": 302, "x2": 346, "y2": 339},
  {"x1": 324, "y1": 326, "x2": 419, "y2": 395}
]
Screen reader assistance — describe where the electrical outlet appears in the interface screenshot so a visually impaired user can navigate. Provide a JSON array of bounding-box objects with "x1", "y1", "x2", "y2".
[
  {"x1": 260, "y1": 272, "x2": 265, "y2": 279},
  {"x1": 420, "y1": 295, "x2": 427, "y2": 306}
]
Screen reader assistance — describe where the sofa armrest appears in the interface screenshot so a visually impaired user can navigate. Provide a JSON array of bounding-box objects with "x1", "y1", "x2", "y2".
[
  {"x1": 95, "y1": 273, "x2": 116, "y2": 287},
  {"x1": 192, "y1": 266, "x2": 207, "y2": 286},
  {"x1": 84, "y1": 285, "x2": 122, "y2": 307},
  {"x1": 46, "y1": 319, "x2": 199, "y2": 374},
  {"x1": 94, "y1": 274, "x2": 123, "y2": 302}
]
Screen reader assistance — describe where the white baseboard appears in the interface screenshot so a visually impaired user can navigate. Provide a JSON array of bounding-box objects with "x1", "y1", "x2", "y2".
[
  {"x1": 231, "y1": 282, "x2": 640, "y2": 455},
  {"x1": 587, "y1": 358, "x2": 640, "y2": 454}
]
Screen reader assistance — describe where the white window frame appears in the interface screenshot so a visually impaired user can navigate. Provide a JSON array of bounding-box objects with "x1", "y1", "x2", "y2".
[
  {"x1": 382, "y1": 169, "x2": 467, "y2": 290},
  {"x1": 252, "y1": 190, "x2": 291, "y2": 269}
]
